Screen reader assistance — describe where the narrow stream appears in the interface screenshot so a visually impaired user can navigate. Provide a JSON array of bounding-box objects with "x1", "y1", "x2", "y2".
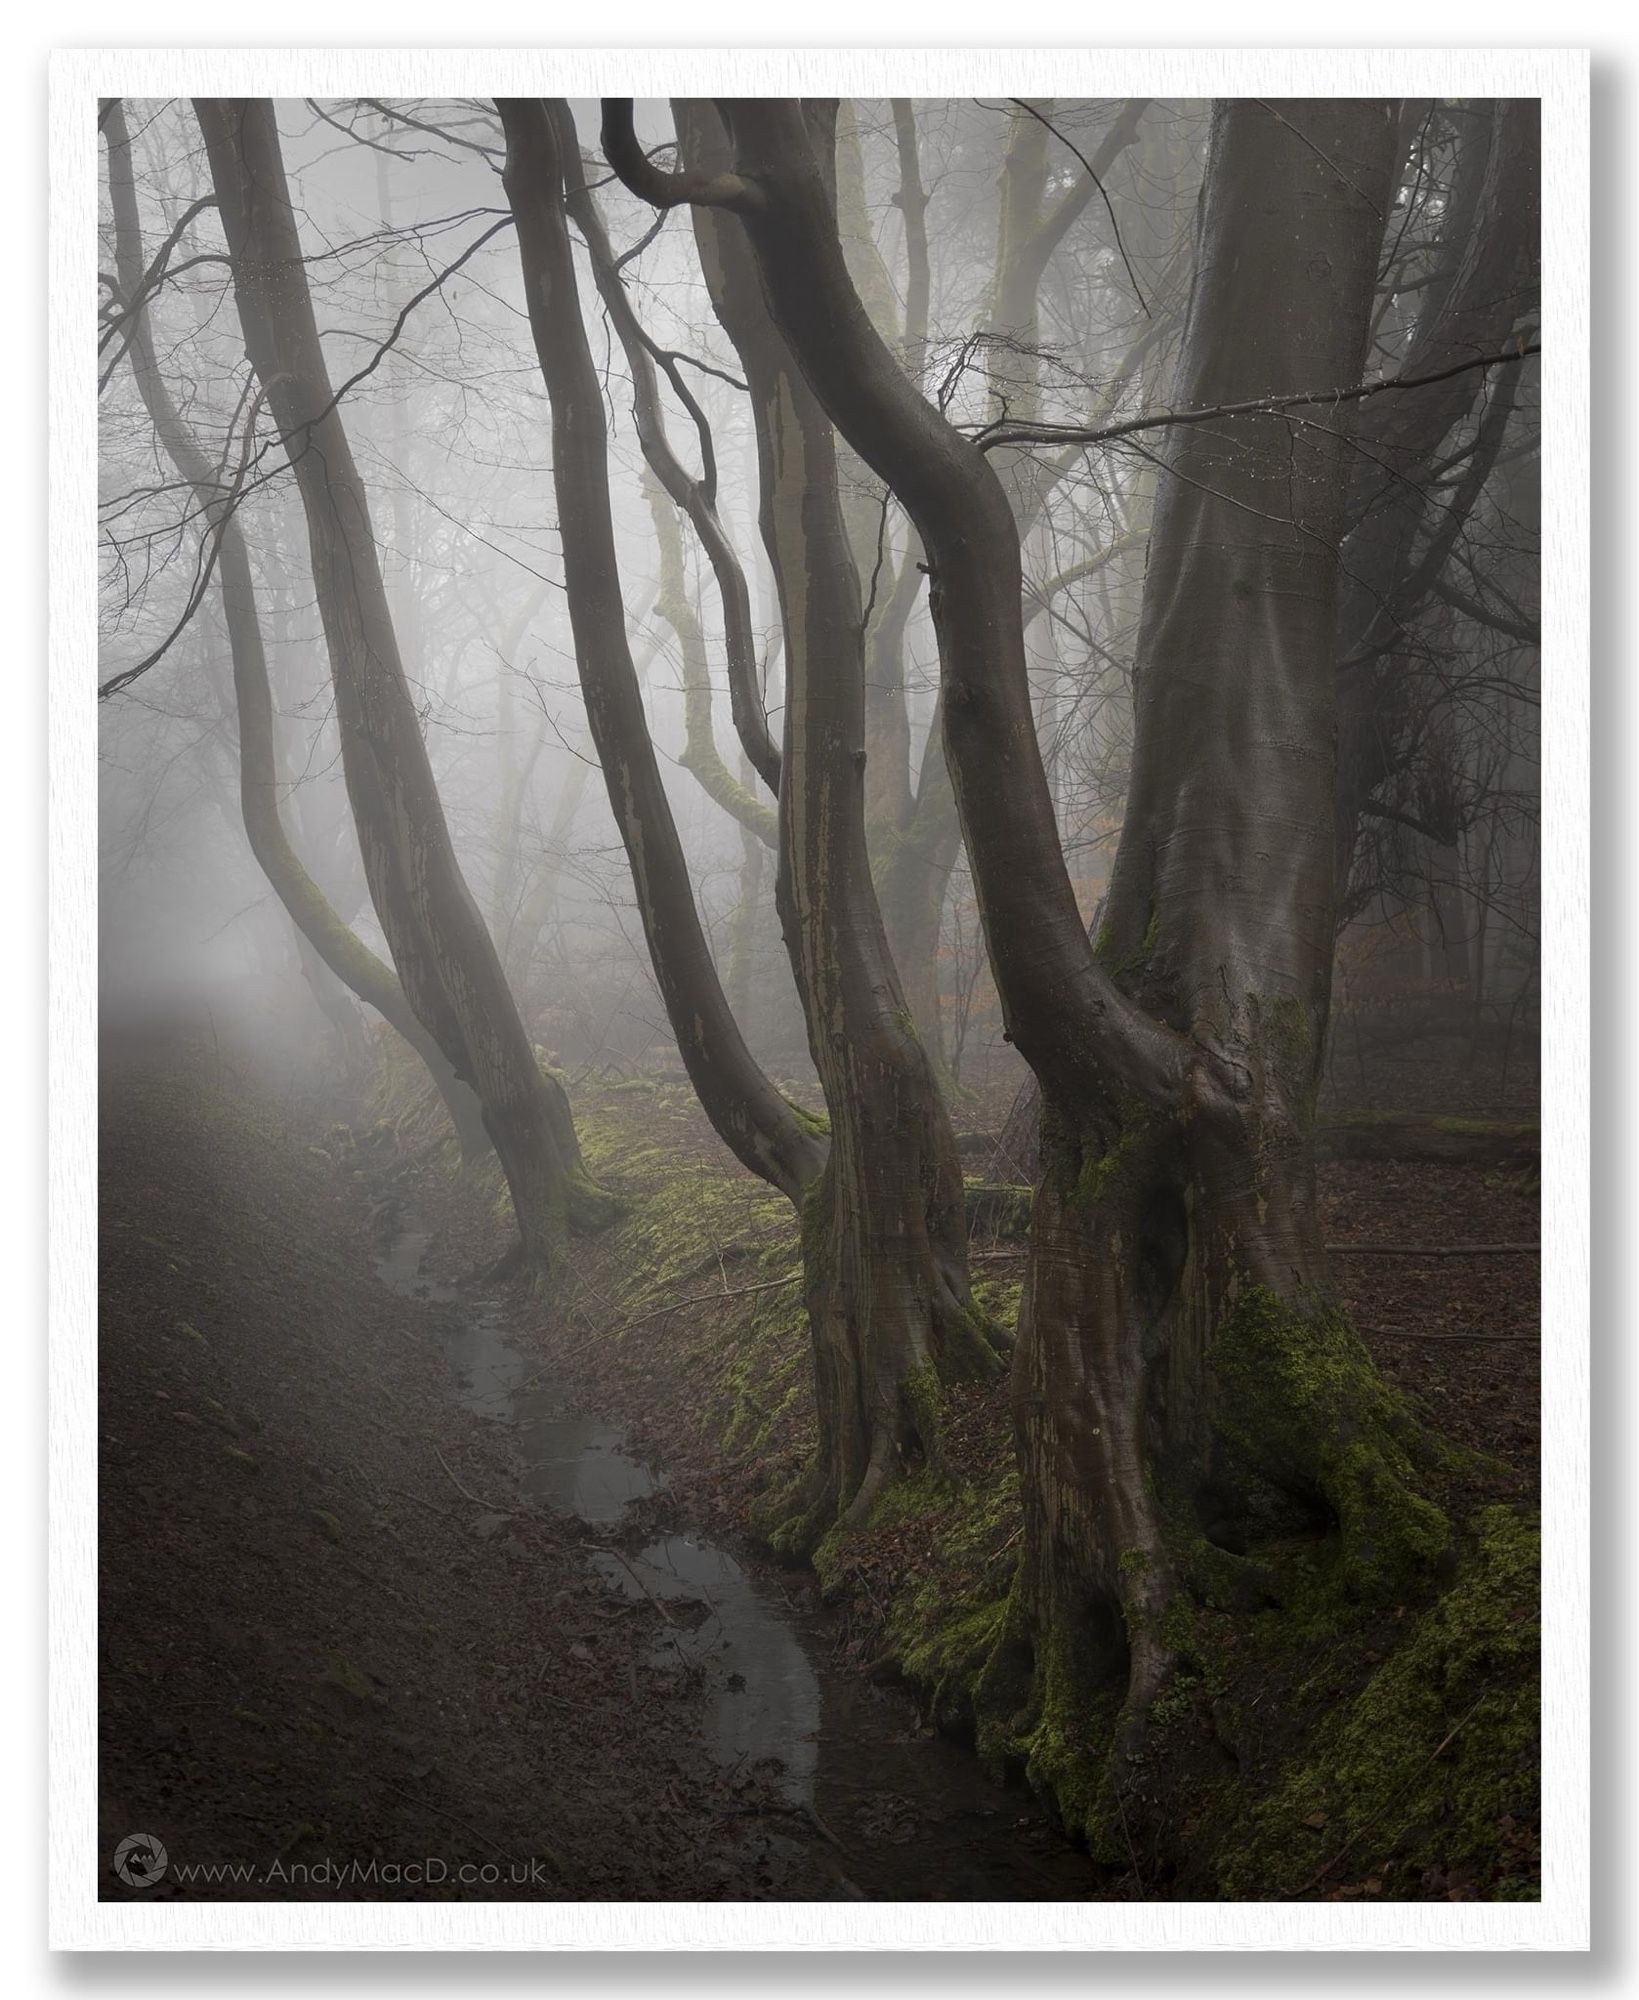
[{"x1": 377, "y1": 1221, "x2": 1091, "y2": 1900}]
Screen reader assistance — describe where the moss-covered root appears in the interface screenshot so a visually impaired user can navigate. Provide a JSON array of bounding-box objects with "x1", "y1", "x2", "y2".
[
  {"x1": 1217, "y1": 1506, "x2": 1541, "y2": 1899},
  {"x1": 1208, "y1": 1284, "x2": 1454, "y2": 1602},
  {"x1": 972, "y1": 1593, "x2": 1128, "y2": 1860},
  {"x1": 564, "y1": 1169, "x2": 623, "y2": 1235}
]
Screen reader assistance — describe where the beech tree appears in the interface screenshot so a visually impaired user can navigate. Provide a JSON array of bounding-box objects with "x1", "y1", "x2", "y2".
[
  {"x1": 602, "y1": 93, "x2": 1524, "y2": 1834},
  {"x1": 502, "y1": 96, "x2": 1001, "y2": 1539},
  {"x1": 100, "y1": 98, "x2": 492, "y2": 1157},
  {"x1": 192, "y1": 98, "x2": 609, "y2": 1274}
]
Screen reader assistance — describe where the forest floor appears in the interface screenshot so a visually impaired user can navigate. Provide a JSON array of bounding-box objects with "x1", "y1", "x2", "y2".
[
  {"x1": 98, "y1": 1026, "x2": 851, "y2": 1903},
  {"x1": 97, "y1": 1024, "x2": 1091, "y2": 1904},
  {"x1": 96, "y1": 1017, "x2": 1540, "y2": 1904}
]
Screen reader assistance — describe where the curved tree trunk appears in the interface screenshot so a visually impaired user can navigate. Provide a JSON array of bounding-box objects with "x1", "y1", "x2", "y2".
[
  {"x1": 498, "y1": 98, "x2": 823, "y2": 1213},
  {"x1": 666, "y1": 93, "x2": 1454, "y2": 1842},
  {"x1": 194, "y1": 98, "x2": 606, "y2": 1271},
  {"x1": 678, "y1": 100, "x2": 1003, "y2": 1535},
  {"x1": 103, "y1": 98, "x2": 489, "y2": 1159},
  {"x1": 641, "y1": 471, "x2": 779, "y2": 850},
  {"x1": 538, "y1": 98, "x2": 1000, "y2": 1541},
  {"x1": 502, "y1": 599, "x2": 663, "y2": 1013}
]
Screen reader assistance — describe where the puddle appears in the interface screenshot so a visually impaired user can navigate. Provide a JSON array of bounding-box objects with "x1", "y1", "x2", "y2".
[
  {"x1": 592, "y1": 1532, "x2": 819, "y2": 1805},
  {"x1": 377, "y1": 1215, "x2": 1091, "y2": 1899},
  {"x1": 376, "y1": 1228, "x2": 658, "y2": 1522}
]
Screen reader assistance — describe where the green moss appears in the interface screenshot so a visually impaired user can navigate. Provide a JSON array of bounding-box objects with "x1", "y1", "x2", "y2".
[
  {"x1": 1209, "y1": 1285, "x2": 1451, "y2": 1606},
  {"x1": 1075, "y1": 1114, "x2": 1145, "y2": 1208},
  {"x1": 973, "y1": 1599, "x2": 1125, "y2": 1857},
  {"x1": 1217, "y1": 1506, "x2": 1540, "y2": 1898},
  {"x1": 783, "y1": 1097, "x2": 832, "y2": 1138},
  {"x1": 1093, "y1": 908, "x2": 1160, "y2": 984},
  {"x1": 870, "y1": 1461, "x2": 1024, "y2": 1718},
  {"x1": 902, "y1": 1359, "x2": 944, "y2": 1454}
]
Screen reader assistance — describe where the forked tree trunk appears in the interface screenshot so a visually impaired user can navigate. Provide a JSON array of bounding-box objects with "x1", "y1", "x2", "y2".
[
  {"x1": 675, "y1": 100, "x2": 1003, "y2": 1535},
  {"x1": 195, "y1": 99, "x2": 607, "y2": 1271},
  {"x1": 103, "y1": 99, "x2": 489, "y2": 1158},
  {"x1": 538, "y1": 97, "x2": 1001, "y2": 1541},
  {"x1": 677, "y1": 94, "x2": 1456, "y2": 1841}
]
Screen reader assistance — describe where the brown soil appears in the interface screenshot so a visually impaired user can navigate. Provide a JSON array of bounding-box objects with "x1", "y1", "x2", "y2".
[
  {"x1": 98, "y1": 1027, "x2": 1098, "y2": 1903},
  {"x1": 97, "y1": 1022, "x2": 1540, "y2": 1905},
  {"x1": 97, "y1": 1029, "x2": 842, "y2": 1902}
]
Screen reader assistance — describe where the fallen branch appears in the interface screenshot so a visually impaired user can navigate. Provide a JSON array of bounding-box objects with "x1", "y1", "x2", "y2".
[
  {"x1": 582, "y1": 1542, "x2": 679, "y2": 1627},
  {"x1": 1361, "y1": 1326, "x2": 1536, "y2": 1345},
  {"x1": 552, "y1": 1270, "x2": 804, "y2": 1370},
  {"x1": 1328, "y1": 1242, "x2": 1540, "y2": 1258}
]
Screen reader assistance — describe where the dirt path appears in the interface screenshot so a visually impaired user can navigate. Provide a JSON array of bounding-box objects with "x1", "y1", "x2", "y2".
[
  {"x1": 97, "y1": 1032, "x2": 859, "y2": 1902},
  {"x1": 98, "y1": 1031, "x2": 1095, "y2": 1903}
]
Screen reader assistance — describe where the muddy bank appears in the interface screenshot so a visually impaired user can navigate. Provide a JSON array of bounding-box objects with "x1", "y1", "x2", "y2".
[{"x1": 377, "y1": 1065, "x2": 1540, "y2": 1903}]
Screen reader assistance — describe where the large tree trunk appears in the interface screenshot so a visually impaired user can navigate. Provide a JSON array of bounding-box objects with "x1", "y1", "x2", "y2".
[
  {"x1": 194, "y1": 99, "x2": 606, "y2": 1271},
  {"x1": 673, "y1": 93, "x2": 1455, "y2": 1843},
  {"x1": 102, "y1": 98, "x2": 489, "y2": 1158}
]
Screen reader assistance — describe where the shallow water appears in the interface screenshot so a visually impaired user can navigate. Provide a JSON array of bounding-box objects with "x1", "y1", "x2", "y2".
[{"x1": 377, "y1": 1219, "x2": 1091, "y2": 1899}]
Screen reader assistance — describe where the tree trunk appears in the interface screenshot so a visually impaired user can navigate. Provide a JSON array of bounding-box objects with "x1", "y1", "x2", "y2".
[
  {"x1": 194, "y1": 98, "x2": 606, "y2": 1270},
  {"x1": 684, "y1": 100, "x2": 1005, "y2": 1534},
  {"x1": 103, "y1": 98, "x2": 489, "y2": 1159},
  {"x1": 498, "y1": 98, "x2": 823, "y2": 1213},
  {"x1": 1334, "y1": 100, "x2": 1540, "y2": 892},
  {"x1": 591, "y1": 99, "x2": 1003, "y2": 1536},
  {"x1": 678, "y1": 93, "x2": 1454, "y2": 1843}
]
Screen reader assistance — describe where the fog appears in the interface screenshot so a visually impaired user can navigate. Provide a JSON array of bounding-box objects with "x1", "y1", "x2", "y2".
[
  {"x1": 92, "y1": 91, "x2": 1547, "y2": 1912},
  {"x1": 99, "y1": 98, "x2": 1206, "y2": 1092}
]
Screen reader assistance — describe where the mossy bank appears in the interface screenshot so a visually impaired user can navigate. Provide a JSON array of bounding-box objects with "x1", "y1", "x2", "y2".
[{"x1": 396, "y1": 1067, "x2": 1542, "y2": 1902}]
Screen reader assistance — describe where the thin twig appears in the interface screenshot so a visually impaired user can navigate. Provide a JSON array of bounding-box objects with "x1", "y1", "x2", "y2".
[
  {"x1": 375, "y1": 1776, "x2": 524, "y2": 1863},
  {"x1": 977, "y1": 344, "x2": 1539, "y2": 455},
  {"x1": 1361, "y1": 1326, "x2": 1536, "y2": 1345},
  {"x1": 1284, "y1": 1695, "x2": 1489, "y2": 1898},
  {"x1": 432, "y1": 1446, "x2": 517, "y2": 1517}
]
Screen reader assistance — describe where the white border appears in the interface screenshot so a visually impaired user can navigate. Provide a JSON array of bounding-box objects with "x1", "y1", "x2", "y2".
[{"x1": 50, "y1": 45, "x2": 1590, "y2": 1952}]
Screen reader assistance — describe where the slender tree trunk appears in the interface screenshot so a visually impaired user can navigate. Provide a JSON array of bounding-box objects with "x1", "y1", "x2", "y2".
[
  {"x1": 103, "y1": 98, "x2": 489, "y2": 1158},
  {"x1": 678, "y1": 100, "x2": 1003, "y2": 1535},
  {"x1": 1334, "y1": 100, "x2": 1540, "y2": 890},
  {"x1": 195, "y1": 98, "x2": 607, "y2": 1271},
  {"x1": 641, "y1": 472, "x2": 778, "y2": 849},
  {"x1": 498, "y1": 98, "x2": 823, "y2": 1213},
  {"x1": 583, "y1": 101, "x2": 1003, "y2": 1536}
]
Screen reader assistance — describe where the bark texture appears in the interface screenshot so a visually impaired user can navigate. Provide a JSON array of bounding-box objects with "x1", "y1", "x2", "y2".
[{"x1": 499, "y1": 98, "x2": 822, "y2": 1208}]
